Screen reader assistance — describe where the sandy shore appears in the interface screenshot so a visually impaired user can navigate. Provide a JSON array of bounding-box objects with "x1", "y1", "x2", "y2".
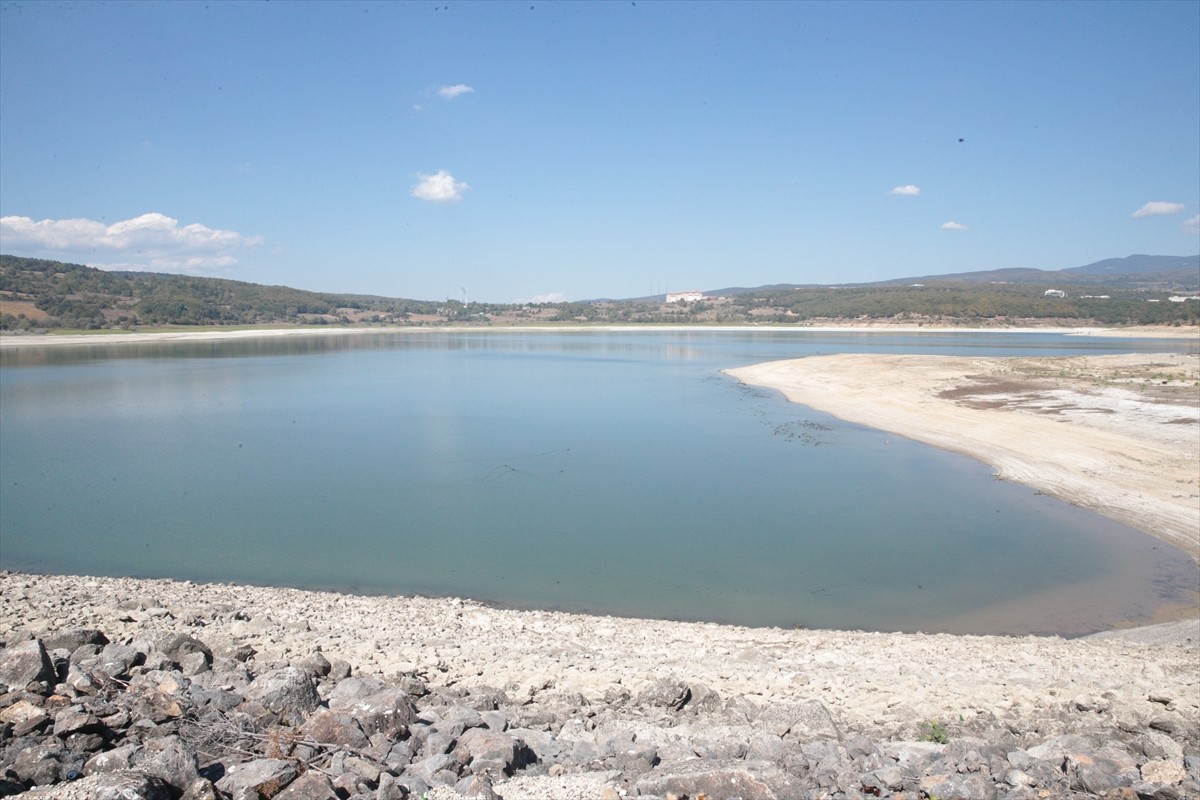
[
  {"x1": 1, "y1": 323, "x2": 1196, "y2": 348},
  {"x1": 726, "y1": 352, "x2": 1200, "y2": 565}
]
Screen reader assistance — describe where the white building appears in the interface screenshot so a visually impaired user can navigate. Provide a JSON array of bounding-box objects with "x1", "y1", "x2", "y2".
[
  {"x1": 665, "y1": 290, "x2": 705, "y2": 304},
  {"x1": 1044, "y1": 289, "x2": 1066, "y2": 298}
]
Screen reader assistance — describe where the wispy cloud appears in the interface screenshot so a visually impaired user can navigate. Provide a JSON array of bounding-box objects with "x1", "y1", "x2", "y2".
[
  {"x1": 889, "y1": 184, "x2": 921, "y2": 196},
  {"x1": 411, "y1": 171, "x2": 469, "y2": 203},
  {"x1": 437, "y1": 84, "x2": 474, "y2": 99},
  {"x1": 529, "y1": 292, "x2": 568, "y2": 304},
  {"x1": 1132, "y1": 201, "x2": 1184, "y2": 218},
  {"x1": 1183, "y1": 215, "x2": 1200, "y2": 235},
  {"x1": 940, "y1": 221, "x2": 968, "y2": 231},
  {"x1": 0, "y1": 212, "x2": 262, "y2": 273}
]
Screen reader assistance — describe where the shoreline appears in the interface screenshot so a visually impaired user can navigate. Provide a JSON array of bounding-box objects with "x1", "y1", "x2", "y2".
[
  {"x1": 3, "y1": 326, "x2": 1197, "y2": 637},
  {"x1": 2, "y1": 569, "x2": 1197, "y2": 799},
  {"x1": 1, "y1": 322, "x2": 1197, "y2": 348},
  {"x1": 726, "y1": 352, "x2": 1200, "y2": 564}
]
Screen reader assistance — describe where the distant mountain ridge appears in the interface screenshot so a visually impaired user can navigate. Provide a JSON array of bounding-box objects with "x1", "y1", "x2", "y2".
[
  {"x1": 705, "y1": 254, "x2": 1198, "y2": 298},
  {"x1": 1064, "y1": 254, "x2": 1198, "y2": 276}
]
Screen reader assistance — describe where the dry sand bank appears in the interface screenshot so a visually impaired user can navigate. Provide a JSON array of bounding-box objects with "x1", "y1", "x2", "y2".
[
  {"x1": 726, "y1": 352, "x2": 1200, "y2": 563},
  {"x1": 1, "y1": 324, "x2": 1196, "y2": 349}
]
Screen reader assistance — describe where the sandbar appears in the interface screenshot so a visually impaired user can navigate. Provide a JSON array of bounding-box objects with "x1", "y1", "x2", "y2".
[{"x1": 726, "y1": 352, "x2": 1200, "y2": 563}]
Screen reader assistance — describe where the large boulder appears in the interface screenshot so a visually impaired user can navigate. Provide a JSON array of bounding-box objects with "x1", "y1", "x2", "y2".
[
  {"x1": 454, "y1": 727, "x2": 535, "y2": 776},
  {"x1": 240, "y1": 667, "x2": 319, "y2": 720},
  {"x1": 12, "y1": 743, "x2": 74, "y2": 786},
  {"x1": 41, "y1": 629, "x2": 110, "y2": 653},
  {"x1": 759, "y1": 699, "x2": 841, "y2": 741},
  {"x1": 637, "y1": 762, "x2": 806, "y2": 800},
  {"x1": 636, "y1": 678, "x2": 691, "y2": 711},
  {"x1": 299, "y1": 709, "x2": 371, "y2": 750},
  {"x1": 0, "y1": 639, "x2": 56, "y2": 689},
  {"x1": 273, "y1": 769, "x2": 340, "y2": 799},
  {"x1": 327, "y1": 685, "x2": 417, "y2": 737},
  {"x1": 213, "y1": 758, "x2": 299, "y2": 797}
]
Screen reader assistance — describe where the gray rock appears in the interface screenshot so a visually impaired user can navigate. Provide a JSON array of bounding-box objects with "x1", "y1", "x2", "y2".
[
  {"x1": 327, "y1": 675, "x2": 387, "y2": 701},
  {"x1": 864, "y1": 764, "x2": 906, "y2": 792},
  {"x1": 691, "y1": 734, "x2": 747, "y2": 760},
  {"x1": 344, "y1": 754, "x2": 382, "y2": 783},
  {"x1": 760, "y1": 698, "x2": 841, "y2": 741},
  {"x1": 1141, "y1": 758, "x2": 1187, "y2": 784},
  {"x1": 179, "y1": 651, "x2": 211, "y2": 676},
  {"x1": 299, "y1": 708, "x2": 371, "y2": 750},
  {"x1": 328, "y1": 686, "x2": 417, "y2": 737},
  {"x1": 745, "y1": 732, "x2": 789, "y2": 763},
  {"x1": 455, "y1": 727, "x2": 534, "y2": 776},
  {"x1": 480, "y1": 710, "x2": 508, "y2": 731},
  {"x1": 1067, "y1": 746, "x2": 1138, "y2": 794},
  {"x1": 180, "y1": 777, "x2": 221, "y2": 800},
  {"x1": 19, "y1": 771, "x2": 174, "y2": 799},
  {"x1": 0, "y1": 639, "x2": 56, "y2": 689},
  {"x1": 920, "y1": 772, "x2": 998, "y2": 800},
  {"x1": 637, "y1": 762, "x2": 805, "y2": 800},
  {"x1": 1025, "y1": 733, "x2": 1094, "y2": 766},
  {"x1": 454, "y1": 773, "x2": 501, "y2": 798},
  {"x1": 94, "y1": 643, "x2": 143, "y2": 679},
  {"x1": 375, "y1": 771, "x2": 406, "y2": 800},
  {"x1": 408, "y1": 752, "x2": 459, "y2": 783},
  {"x1": 636, "y1": 678, "x2": 691, "y2": 711},
  {"x1": 214, "y1": 757, "x2": 299, "y2": 796},
  {"x1": 41, "y1": 629, "x2": 110, "y2": 653},
  {"x1": 134, "y1": 735, "x2": 201, "y2": 789},
  {"x1": 13, "y1": 743, "x2": 71, "y2": 786},
  {"x1": 440, "y1": 703, "x2": 485, "y2": 732},
  {"x1": 239, "y1": 666, "x2": 319, "y2": 720},
  {"x1": 84, "y1": 745, "x2": 138, "y2": 775},
  {"x1": 53, "y1": 706, "x2": 101, "y2": 737},
  {"x1": 882, "y1": 740, "x2": 944, "y2": 772},
  {"x1": 291, "y1": 650, "x2": 331, "y2": 678}
]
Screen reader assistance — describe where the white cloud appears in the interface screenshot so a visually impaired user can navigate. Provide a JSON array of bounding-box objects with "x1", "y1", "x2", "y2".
[
  {"x1": 1132, "y1": 201, "x2": 1184, "y2": 218},
  {"x1": 411, "y1": 171, "x2": 468, "y2": 203},
  {"x1": 889, "y1": 184, "x2": 921, "y2": 196},
  {"x1": 1183, "y1": 215, "x2": 1200, "y2": 235},
  {"x1": 437, "y1": 84, "x2": 474, "y2": 99},
  {"x1": 941, "y1": 221, "x2": 968, "y2": 231},
  {"x1": 0, "y1": 212, "x2": 262, "y2": 273}
]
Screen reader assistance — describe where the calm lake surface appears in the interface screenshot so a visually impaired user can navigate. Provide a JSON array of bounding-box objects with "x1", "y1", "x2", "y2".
[{"x1": 2, "y1": 329, "x2": 1196, "y2": 635}]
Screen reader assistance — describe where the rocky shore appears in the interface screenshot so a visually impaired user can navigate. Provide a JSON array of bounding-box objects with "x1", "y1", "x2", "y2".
[{"x1": 1, "y1": 571, "x2": 1197, "y2": 799}]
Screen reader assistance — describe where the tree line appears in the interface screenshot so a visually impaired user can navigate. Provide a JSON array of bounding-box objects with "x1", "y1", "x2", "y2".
[{"x1": 2, "y1": 254, "x2": 1196, "y2": 331}]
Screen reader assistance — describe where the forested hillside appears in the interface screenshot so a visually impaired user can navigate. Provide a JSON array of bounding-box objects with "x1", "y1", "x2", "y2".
[
  {"x1": 2, "y1": 254, "x2": 1197, "y2": 331},
  {"x1": 0, "y1": 256, "x2": 454, "y2": 330}
]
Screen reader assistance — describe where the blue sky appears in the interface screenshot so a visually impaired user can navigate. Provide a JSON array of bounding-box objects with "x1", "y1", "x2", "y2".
[{"x1": 2, "y1": 1, "x2": 1197, "y2": 303}]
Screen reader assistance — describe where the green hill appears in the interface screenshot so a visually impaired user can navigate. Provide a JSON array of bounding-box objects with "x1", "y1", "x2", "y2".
[
  {"x1": 2, "y1": 254, "x2": 1197, "y2": 331},
  {"x1": 0, "y1": 255, "x2": 455, "y2": 330}
]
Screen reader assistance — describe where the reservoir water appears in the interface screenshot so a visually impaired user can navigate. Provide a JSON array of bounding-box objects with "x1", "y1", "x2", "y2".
[{"x1": 1, "y1": 329, "x2": 1196, "y2": 634}]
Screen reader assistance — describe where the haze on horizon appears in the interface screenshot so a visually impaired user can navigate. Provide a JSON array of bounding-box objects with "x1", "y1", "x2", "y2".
[{"x1": 1, "y1": 1, "x2": 1197, "y2": 304}]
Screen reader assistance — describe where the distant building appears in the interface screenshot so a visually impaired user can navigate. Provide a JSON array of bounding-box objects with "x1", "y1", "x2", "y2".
[
  {"x1": 1168, "y1": 295, "x2": 1200, "y2": 302},
  {"x1": 1044, "y1": 289, "x2": 1066, "y2": 298},
  {"x1": 666, "y1": 290, "x2": 705, "y2": 304}
]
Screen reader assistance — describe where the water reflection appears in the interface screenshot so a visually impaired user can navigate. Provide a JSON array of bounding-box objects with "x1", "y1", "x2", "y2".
[{"x1": 1, "y1": 329, "x2": 1195, "y2": 634}]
